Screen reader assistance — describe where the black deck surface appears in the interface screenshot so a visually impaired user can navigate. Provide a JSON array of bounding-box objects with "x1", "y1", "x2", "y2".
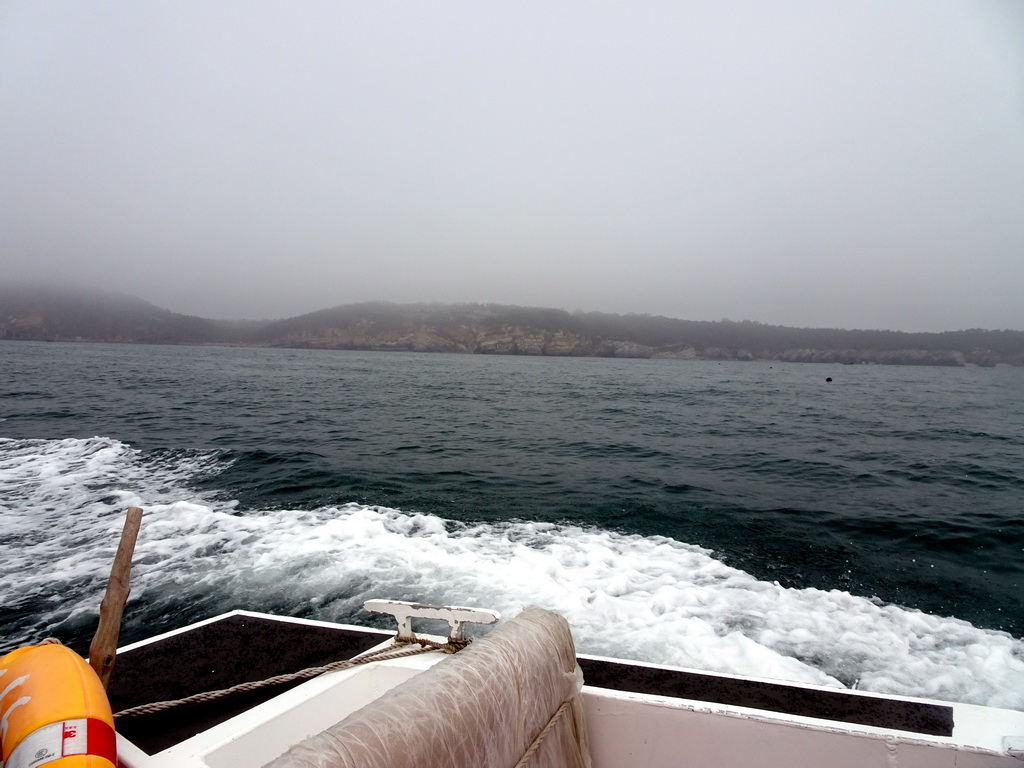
[
  {"x1": 108, "y1": 614, "x2": 391, "y2": 754},
  {"x1": 577, "y1": 657, "x2": 953, "y2": 737},
  {"x1": 109, "y1": 613, "x2": 954, "y2": 755}
]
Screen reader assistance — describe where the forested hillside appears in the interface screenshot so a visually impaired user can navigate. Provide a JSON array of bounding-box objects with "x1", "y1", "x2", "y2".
[
  {"x1": 2, "y1": 287, "x2": 1021, "y2": 366},
  {"x1": 0, "y1": 286, "x2": 253, "y2": 344}
]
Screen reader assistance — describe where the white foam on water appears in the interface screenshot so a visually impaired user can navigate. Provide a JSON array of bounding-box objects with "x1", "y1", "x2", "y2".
[{"x1": 2, "y1": 437, "x2": 1022, "y2": 710}]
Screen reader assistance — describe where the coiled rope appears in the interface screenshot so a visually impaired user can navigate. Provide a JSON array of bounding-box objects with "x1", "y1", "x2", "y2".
[{"x1": 114, "y1": 636, "x2": 466, "y2": 719}]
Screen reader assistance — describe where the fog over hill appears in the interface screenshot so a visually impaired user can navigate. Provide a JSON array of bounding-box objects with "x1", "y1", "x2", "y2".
[
  {"x1": 4, "y1": 4, "x2": 1024, "y2": 333},
  {"x1": 2, "y1": 286, "x2": 1022, "y2": 367}
]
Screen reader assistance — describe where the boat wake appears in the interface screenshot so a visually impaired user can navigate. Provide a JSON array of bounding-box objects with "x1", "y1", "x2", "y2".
[{"x1": 1, "y1": 436, "x2": 1022, "y2": 711}]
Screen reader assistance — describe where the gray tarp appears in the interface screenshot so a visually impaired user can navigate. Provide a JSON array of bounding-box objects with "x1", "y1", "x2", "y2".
[{"x1": 264, "y1": 606, "x2": 591, "y2": 768}]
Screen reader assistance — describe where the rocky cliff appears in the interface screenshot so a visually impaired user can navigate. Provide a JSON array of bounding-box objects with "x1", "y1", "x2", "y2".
[{"x1": 2, "y1": 288, "x2": 1022, "y2": 367}]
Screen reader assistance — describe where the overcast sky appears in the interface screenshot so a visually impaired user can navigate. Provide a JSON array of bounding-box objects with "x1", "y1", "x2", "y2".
[{"x1": 2, "y1": 2, "x2": 1023, "y2": 330}]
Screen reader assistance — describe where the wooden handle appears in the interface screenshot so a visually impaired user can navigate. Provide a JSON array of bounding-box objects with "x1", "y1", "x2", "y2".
[{"x1": 89, "y1": 506, "x2": 143, "y2": 688}]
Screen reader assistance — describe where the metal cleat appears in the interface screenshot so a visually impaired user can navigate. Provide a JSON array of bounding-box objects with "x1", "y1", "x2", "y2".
[{"x1": 364, "y1": 599, "x2": 500, "y2": 643}]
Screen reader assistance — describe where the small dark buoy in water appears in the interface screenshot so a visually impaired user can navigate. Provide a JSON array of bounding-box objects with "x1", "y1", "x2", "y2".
[{"x1": 826, "y1": 377, "x2": 833, "y2": 382}]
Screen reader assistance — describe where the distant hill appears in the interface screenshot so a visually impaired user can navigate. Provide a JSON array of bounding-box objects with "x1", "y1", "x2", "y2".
[
  {"x1": 2, "y1": 287, "x2": 1022, "y2": 366},
  {"x1": 249, "y1": 302, "x2": 1024, "y2": 366},
  {"x1": 0, "y1": 285, "x2": 253, "y2": 345}
]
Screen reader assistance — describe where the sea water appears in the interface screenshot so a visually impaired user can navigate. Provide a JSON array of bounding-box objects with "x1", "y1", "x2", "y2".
[{"x1": 1, "y1": 341, "x2": 1022, "y2": 709}]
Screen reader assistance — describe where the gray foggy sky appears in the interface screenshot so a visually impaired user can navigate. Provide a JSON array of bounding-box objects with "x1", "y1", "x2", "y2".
[{"x1": 2, "y1": 1, "x2": 1023, "y2": 331}]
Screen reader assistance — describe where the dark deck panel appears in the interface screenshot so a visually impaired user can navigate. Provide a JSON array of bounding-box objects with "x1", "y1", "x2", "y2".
[
  {"x1": 578, "y1": 657, "x2": 954, "y2": 737},
  {"x1": 108, "y1": 614, "x2": 390, "y2": 754},
  {"x1": 109, "y1": 613, "x2": 954, "y2": 755}
]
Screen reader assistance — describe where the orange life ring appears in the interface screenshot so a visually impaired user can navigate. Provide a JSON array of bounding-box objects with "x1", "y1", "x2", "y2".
[{"x1": 0, "y1": 643, "x2": 116, "y2": 768}]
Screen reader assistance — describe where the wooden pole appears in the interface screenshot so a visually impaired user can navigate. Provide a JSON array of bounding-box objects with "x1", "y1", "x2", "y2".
[{"x1": 89, "y1": 506, "x2": 143, "y2": 688}]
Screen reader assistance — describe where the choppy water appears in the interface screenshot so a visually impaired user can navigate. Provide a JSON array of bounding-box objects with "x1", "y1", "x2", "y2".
[{"x1": 1, "y1": 341, "x2": 1022, "y2": 709}]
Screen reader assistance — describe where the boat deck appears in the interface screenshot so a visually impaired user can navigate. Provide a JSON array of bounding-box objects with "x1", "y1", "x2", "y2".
[
  {"x1": 109, "y1": 614, "x2": 391, "y2": 753},
  {"x1": 108, "y1": 611, "x2": 954, "y2": 756}
]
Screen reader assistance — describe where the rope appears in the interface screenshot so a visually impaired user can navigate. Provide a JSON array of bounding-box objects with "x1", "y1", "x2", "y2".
[
  {"x1": 512, "y1": 699, "x2": 573, "y2": 768},
  {"x1": 114, "y1": 637, "x2": 457, "y2": 719},
  {"x1": 394, "y1": 636, "x2": 471, "y2": 653}
]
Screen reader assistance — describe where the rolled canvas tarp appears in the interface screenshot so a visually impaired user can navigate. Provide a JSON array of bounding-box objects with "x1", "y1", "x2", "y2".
[{"x1": 264, "y1": 606, "x2": 591, "y2": 768}]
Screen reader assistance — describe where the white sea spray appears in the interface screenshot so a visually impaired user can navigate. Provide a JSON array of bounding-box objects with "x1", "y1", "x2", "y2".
[{"x1": 1, "y1": 436, "x2": 1022, "y2": 711}]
